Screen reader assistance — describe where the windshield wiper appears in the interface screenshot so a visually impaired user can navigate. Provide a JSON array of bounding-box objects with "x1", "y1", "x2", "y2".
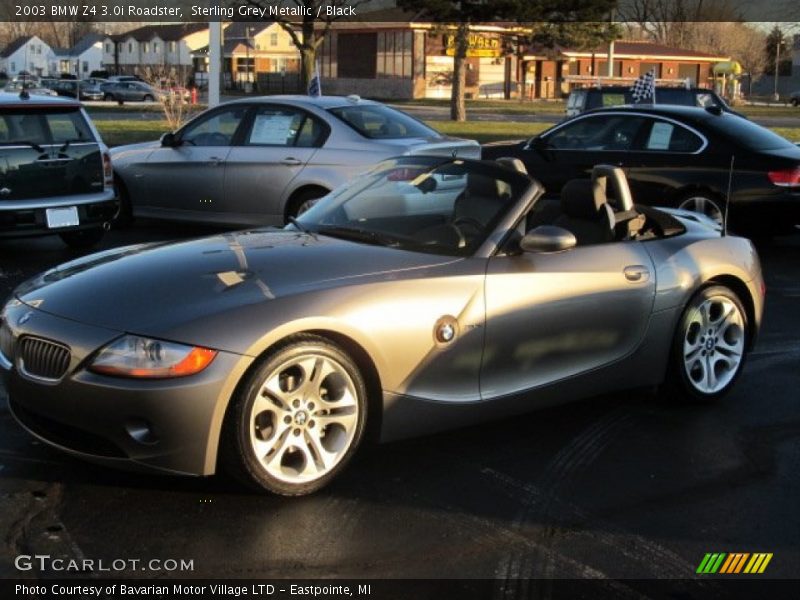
[
  {"x1": 286, "y1": 216, "x2": 318, "y2": 241},
  {"x1": 316, "y1": 225, "x2": 401, "y2": 248},
  {"x1": 1, "y1": 140, "x2": 44, "y2": 153}
]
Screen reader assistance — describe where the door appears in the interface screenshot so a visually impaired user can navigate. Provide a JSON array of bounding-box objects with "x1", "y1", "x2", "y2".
[
  {"x1": 521, "y1": 113, "x2": 649, "y2": 197},
  {"x1": 480, "y1": 242, "x2": 655, "y2": 400},
  {"x1": 141, "y1": 104, "x2": 251, "y2": 216},
  {"x1": 223, "y1": 104, "x2": 327, "y2": 222}
]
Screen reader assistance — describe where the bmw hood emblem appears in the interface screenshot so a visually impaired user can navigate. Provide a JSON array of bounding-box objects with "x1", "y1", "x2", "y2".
[{"x1": 18, "y1": 311, "x2": 33, "y2": 325}]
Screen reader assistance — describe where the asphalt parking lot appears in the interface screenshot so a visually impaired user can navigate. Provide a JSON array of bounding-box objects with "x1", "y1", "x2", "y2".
[{"x1": 0, "y1": 222, "x2": 798, "y2": 592}]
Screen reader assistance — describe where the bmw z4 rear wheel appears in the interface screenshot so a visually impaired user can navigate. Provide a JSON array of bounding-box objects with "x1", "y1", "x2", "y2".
[
  {"x1": 223, "y1": 335, "x2": 367, "y2": 495},
  {"x1": 670, "y1": 285, "x2": 748, "y2": 402}
]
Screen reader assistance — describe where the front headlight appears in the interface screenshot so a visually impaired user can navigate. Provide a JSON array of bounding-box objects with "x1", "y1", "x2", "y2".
[{"x1": 89, "y1": 335, "x2": 217, "y2": 379}]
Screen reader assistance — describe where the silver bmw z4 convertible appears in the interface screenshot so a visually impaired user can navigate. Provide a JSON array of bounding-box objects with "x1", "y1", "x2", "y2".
[{"x1": 1, "y1": 157, "x2": 764, "y2": 495}]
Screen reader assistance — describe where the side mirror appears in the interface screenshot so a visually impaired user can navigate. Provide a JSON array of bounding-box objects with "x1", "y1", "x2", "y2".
[
  {"x1": 160, "y1": 132, "x2": 177, "y2": 147},
  {"x1": 520, "y1": 225, "x2": 577, "y2": 253}
]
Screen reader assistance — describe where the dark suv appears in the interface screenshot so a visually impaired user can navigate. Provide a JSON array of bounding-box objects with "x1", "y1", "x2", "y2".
[
  {"x1": 565, "y1": 86, "x2": 740, "y2": 118},
  {"x1": 0, "y1": 92, "x2": 117, "y2": 248}
]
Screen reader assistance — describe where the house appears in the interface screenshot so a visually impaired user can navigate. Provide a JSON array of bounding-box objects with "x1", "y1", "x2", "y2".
[
  {"x1": 192, "y1": 22, "x2": 301, "y2": 91},
  {"x1": 53, "y1": 33, "x2": 105, "y2": 77},
  {"x1": 0, "y1": 36, "x2": 56, "y2": 77},
  {"x1": 102, "y1": 24, "x2": 209, "y2": 83}
]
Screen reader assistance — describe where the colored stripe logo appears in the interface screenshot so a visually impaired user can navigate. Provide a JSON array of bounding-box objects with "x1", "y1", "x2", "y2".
[{"x1": 696, "y1": 552, "x2": 773, "y2": 574}]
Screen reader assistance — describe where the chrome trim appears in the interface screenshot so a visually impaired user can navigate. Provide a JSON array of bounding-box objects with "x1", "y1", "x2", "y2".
[
  {"x1": 534, "y1": 110, "x2": 709, "y2": 155},
  {"x1": 0, "y1": 189, "x2": 115, "y2": 210},
  {"x1": 0, "y1": 349, "x2": 11, "y2": 371}
]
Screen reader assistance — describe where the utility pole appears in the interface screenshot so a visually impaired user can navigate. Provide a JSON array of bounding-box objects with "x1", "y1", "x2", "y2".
[
  {"x1": 773, "y1": 35, "x2": 781, "y2": 101},
  {"x1": 209, "y1": 21, "x2": 221, "y2": 107}
]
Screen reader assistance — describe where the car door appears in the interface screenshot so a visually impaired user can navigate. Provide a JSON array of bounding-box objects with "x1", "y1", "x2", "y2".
[
  {"x1": 140, "y1": 104, "x2": 251, "y2": 217},
  {"x1": 521, "y1": 113, "x2": 649, "y2": 197},
  {"x1": 222, "y1": 104, "x2": 327, "y2": 223},
  {"x1": 480, "y1": 240, "x2": 655, "y2": 401}
]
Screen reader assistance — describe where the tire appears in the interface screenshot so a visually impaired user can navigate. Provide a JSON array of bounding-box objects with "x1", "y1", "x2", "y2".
[
  {"x1": 113, "y1": 177, "x2": 134, "y2": 229},
  {"x1": 59, "y1": 228, "x2": 105, "y2": 250},
  {"x1": 221, "y1": 335, "x2": 368, "y2": 496},
  {"x1": 103, "y1": 93, "x2": 113, "y2": 101},
  {"x1": 143, "y1": 94, "x2": 154, "y2": 102},
  {"x1": 665, "y1": 285, "x2": 749, "y2": 403},
  {"x1": 286, "y1": 188, "x2": 328, "y2": 221},
  {"x1": 792, "y1": 98, "x2": 799, "y2": 107},
  {"x1": 677, "y1": 192, "x2": 725, "y2": 227}
]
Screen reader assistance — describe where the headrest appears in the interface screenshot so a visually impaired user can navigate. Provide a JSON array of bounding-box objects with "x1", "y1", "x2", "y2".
[
  {"x1": 560, "y1": 179, "x2": 608, "y2": 220},
  {"x1": 495, "y1": 157, "x2": 528, "y2": 175}
]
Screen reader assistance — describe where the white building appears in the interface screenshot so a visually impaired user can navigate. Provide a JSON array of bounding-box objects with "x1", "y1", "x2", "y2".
[
  {"x1": 0, "y1": 35, "x2": 56, "y2": 77},
  {"x1": 54, "y1": 34, "x2": 105, "y2": 77},
  {"x1": 102, "y1": 24, "x2": 209, "y2": 82}
]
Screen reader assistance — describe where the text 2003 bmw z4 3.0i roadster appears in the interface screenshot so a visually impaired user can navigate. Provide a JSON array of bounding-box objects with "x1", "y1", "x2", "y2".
[{"x1": 1, "y1": 157, "x2": 764, "y2": 495}]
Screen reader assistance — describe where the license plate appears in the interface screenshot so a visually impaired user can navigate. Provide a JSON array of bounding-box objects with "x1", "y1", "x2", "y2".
[{"x1": 46, "y1": 206, "x2": 80, "y2": 229}]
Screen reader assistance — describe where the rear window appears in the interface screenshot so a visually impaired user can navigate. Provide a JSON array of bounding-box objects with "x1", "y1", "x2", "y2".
[
  {"x1": 706, "y1": 115, "x2": 796, "y2": 151},
  {"x1": 0, "y1": 108, "x2": 94, "y2": 146},
  {"x1": 328, "y1": 104, "x2": 437, "y2": 139}
]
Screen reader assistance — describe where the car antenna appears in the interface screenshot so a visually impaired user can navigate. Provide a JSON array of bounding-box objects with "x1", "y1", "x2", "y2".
[{"x1": 722, "y1": 155, "x2": 735, "y2": 237}]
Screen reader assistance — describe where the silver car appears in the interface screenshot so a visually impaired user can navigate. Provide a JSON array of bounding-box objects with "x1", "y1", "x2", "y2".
[
  {"x1": 2, "y1": 158, "x2": 763, "y2": 496},
  {"x1": 110, "y1": 95, "x2": 481, "y2": 226}
]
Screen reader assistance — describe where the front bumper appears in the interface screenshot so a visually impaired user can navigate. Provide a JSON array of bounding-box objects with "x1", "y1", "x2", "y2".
[
  {"x1": 0, "y1": 190, "x2": 118, "y2": 238},
  {"x1": 1, "y1": 303, "x2": 252, "y2": 476}
]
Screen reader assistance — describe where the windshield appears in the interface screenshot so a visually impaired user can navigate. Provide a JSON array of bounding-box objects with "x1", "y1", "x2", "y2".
[
  {"x1": 328, "y1": 104, "x2": 438, "y2": 139},
  {"x1": 293, "y1": 158, "x2": 529, "y2": 256}
]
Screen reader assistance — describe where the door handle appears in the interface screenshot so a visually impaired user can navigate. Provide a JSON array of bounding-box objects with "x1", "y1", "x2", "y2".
[
  {"x1": 282, "y1": 157, "x2": 302, "y2": 166},
  {"x1": 623, "y1": 265, "x2": 650, "y2": 283},
  {"x1": 208, "y1": 156, "x2": 225, "y2": 166}
]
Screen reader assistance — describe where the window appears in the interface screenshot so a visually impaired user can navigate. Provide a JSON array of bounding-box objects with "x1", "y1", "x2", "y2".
[
  {"x1": 376, "y1": 31, "x2": 413, "y2": 79},
  {"x1": 2, "y1": 108, "x2": 93, "y2": 145},
  {"x1": 153, "y1": 43, "x2": 159, "y2": 54},
  {"x1": 545, "y1": 115, "x2": 647, "y2": 151},
  {"x1": 270, "y1": 33, "x2": 278, "y2": 46},
  {"x1": 179, "y1": 106, "x2": 248, "y2": 146},
  {"x1": 10, "y1": 62, "x2": 14, "y2": 72},
  {"x1": 246, "y1": 106, "x2": 324, "y2": 147},
  {"x1": 642, "y1": 120, "x2": 703, "y2": 152},
  {"x1": 82, "y1": 61, "x2": 88, "y2": 73},
  {"x1": 337, "y1": 33, "x2": 377, "y2": 79},
  {"x1": 128, "y1": 43, "x2": 133, "y2": 54},
  {"x1": 142, "y1": 42, "x2": 149, "y2": 53},
  {"x1": 169, "y1": 41, "x2": 177, "y2": 53},
  {"x1": 105, "y1": 43, "x2": 111, "y2": 53},
  {"x1": 329, "y1": 104, "x2": 437, "y2": 139}
]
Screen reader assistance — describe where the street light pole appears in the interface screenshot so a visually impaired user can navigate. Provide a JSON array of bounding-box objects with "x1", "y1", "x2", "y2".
[{"x1": 773, "y1": 36, "x2": 781, "y2": 101}]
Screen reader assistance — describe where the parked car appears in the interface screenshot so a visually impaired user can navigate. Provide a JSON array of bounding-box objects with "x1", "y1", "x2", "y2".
[
  {"x1": 4, "y1": 80, "x2": 58, "y2": 97},
  {"x1": 78, "y1": 81, "x2": 105, "y2": 102},
  {"x1": 483, "y1": 105, "x2": 800, "y2": 236},
  {"x1": 106, "y1": 75, "x2": 142, "y2": 83},
  {"x1": 790, "y1": 90, "x2": 799, "y2": 107},
  {"x1": 111, "y1": 95, "x2": 481, "y2": 225},
  {"x1": 565, "y1": 86, "x2": 742, "y2": 118},
  {"x1": 1, "y1": 158, "x2": 763, "y2": 495},
  {"x1": 100, "y1": 81, "x2": 159, "y2": 103},
  {"x1": 0, "y1": 92, "x2": 117, "y2": 247}
]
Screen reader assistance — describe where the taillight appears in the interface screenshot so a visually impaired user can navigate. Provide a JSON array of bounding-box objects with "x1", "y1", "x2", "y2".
[
  {"x1": 102, "y1": 152, "x2": 114, "y2": 188},
  {"x1": 767, "y1": 166, "x2": 800, "y2": 187}
]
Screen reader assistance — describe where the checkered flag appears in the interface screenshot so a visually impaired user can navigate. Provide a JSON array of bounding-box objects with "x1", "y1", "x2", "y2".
[
  {"x1": 630, "y1": 69, "x2": 656, "y2": 103},
  {"x1": 307, "y1": 62, "x2": 322, "y2": 98}
]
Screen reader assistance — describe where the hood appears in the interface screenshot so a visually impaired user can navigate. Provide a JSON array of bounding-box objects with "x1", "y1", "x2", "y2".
[
  {"x1": 109, "y1": 140, "x2": 161, "y2": 159},
  {"x1": 15, "y1": 230, "x2": 458, "y2": 335}
]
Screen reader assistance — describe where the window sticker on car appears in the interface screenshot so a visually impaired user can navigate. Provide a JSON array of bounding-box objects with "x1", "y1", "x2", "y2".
[
  {"x1": 647, "y1": 122, "x2": 674, "y2": 150},
  {"x1": 249, "y1": 114, "x2": 294, "y2": 145}
]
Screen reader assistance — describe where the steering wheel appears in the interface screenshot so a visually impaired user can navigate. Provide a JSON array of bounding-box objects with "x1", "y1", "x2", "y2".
[{"x1": 450, "y1": 216, "x2": 485, "y2": 248}]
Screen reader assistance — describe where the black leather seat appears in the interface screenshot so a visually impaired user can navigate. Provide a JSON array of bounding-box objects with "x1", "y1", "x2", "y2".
[{"x1": 554, "y1": 179, "x2": 614, "y2": 245}]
